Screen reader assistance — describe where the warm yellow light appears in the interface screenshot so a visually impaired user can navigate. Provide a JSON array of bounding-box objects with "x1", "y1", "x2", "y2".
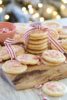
[
  {"x1": 24, "y1": 10, "x2": 28, "y2": 15},
  {"x1": 38, "y1": 3, "x2": 43, "y2": 8},
  {"x1": 60, "y1": 4, "x2": 65, "y2": 9},
  {"x1": 40, "y1": 17, "x2": 44, "y2": 22},
  {"x1": 4, "y1": 14, "x2": 10, "y2": 20},
  {"x1": 29, "y1": 8, "x2": 34, "y2": 14},
  {"x1": 28, "y1": 5, "x2": 32, "y2": 9},
  {"x1": 56, "y1": 15, "x2": 61, "y2": 19},
  {"x1": 0, "y1": 7, "x2": 3, "y2": 13},
  {"x1": 0, "y1": 0, "x2": 2, "y2": 4},
  {"x1": 32, "y1": 13, "x2": 39, "y2": 18},
  {"x1": 46, "y1": 8, "x2": 52, "y2": 14},
  {"x1": 62, "y1": 0, "x2": 67, "y2": 3},
  {"x1": 53, "y1": 11, "x2": 58, "y2": 16},
  {"x1": 22, "y1": 7, "x2": 26, "y2": 12}
]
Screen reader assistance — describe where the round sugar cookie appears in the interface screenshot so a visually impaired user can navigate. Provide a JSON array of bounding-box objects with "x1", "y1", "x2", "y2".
[
  {"x1": 11, "y1": 45, "x2": 25, "y2": 56},
  {"x1": 50, "y1": 40, "x2": 61, "y2": 50},
  {"x1": 28, "y1": 39, "x2": 48, "y2": 45},
  {"x1": 17, "y1": 54, "x2": 39, "y2": 65},
  {"x1": 29, "y1": 30, "x2": 48, "y2": 40},
  {"x1": 42, "y1": 81, "x2": 67, "y2": 96},
  {"x1": 45, "y1": 22, "x2": 62, "y2": 30},
  {"x1": 0, "y1": 46, "x2": 10, "y2": 61},
  {"x1": 60, "y1": 39, "x2": 67, "y2": 49},
  {"x1": 0, "y1": 45, "x2": 25, "y2": 61},
  {"x1": 42, "y1": 50, "x2": 66, "y2": 64},
  {"x1": 2, "y1": 60, "x2": 27, "y2": 74},
  {"x1": 41, "y1": 58, "x2": 60, "y2": 66},
  {"x1": 50, "y1": 29, "x2": 59, "y2": 40},
  {"x1": 27, "y1": 43, "x2": 48, "y2": 50},
  {"x1": 59, "y1": 28, "x2": 67, "y2": 39},
  {"x1": 27, "y1": 48, "x2": 48, "y2": 54}
]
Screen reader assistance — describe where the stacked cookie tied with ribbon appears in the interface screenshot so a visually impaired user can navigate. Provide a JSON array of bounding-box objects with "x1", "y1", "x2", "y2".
[
  {"x1": 27, "y1": 29, "x2": 48, "y2": 54},
  {"x1": 23, "y1": 23, "x2": 49, "y2": 54}
]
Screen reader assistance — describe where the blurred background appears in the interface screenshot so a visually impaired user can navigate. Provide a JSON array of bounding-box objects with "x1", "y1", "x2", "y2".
[{"x1": 0, "y1": 0, "x2": 67, "y2": 22}]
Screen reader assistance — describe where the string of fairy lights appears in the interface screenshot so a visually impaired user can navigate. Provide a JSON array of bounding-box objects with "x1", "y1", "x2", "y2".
[{"x1": 0, "y1": 0, "x2": 67, "y2": 22}]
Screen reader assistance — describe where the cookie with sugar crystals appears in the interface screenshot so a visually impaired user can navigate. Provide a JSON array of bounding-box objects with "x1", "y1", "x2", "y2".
[
  {"x1": 29, "y1": 29, "x2": 48, "y2": 40},
  {"x1": 45, "y1": 22, "x2": 62, "y2": 31},
  {"x1": 42, "y1": 50, "x2": 66, "y2": 64},
  {"x1": 17, "y1": 54, "x2": 39, "y2": 65},
  {"x1": 27, "y1": 48, "x2": 48, "y2": 54},
  {"x1": 0, "y1": 45, "x2": 25, "y2": 62},
  {"x1": 58, "y1": 28, "x2": 67, "y2": 39},
  {"x1": 2, "y1": 60, "x2": 27, "y2": 74},
  {"x1": 41, "y1": 58, "x2": 60, "y2": 66},
  {"x1": 28, "y1": 38, "x2": 48, "y2": 45},
  {"x1": 27, "y1": 43, "x2": 48, "y2": 50},
  {"x1": 42, "y1": 81, "x2": 67, "y2": 96}
]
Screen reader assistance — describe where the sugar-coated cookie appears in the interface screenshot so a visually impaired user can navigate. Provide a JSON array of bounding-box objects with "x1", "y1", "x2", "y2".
[
  {"x1": 17, "y1": 54, "x2": 39, "y2": 65},
  {"x1": 0, "y1": 45, "x2": 25, "y2": 61},
  {"x1": 28, "y1": 39, "x2": 48, "y2": 45},
  {"x1": 42, "y1": 50, "x2": 66, "y2": 64},
  {"x1": 59, "y1": 39, "x2": 67, "y2": 49},
  {"x1": 45, "y1": 22, "x2": 62, "y2": 31},
  {"x1": 27, "y1": 48, "x2": 47, "y2": 54},
  {"x1": 58, "y1": 28, "x2": 67, "y2": 39},
  {"x1": 42, "y1": 81, "x2": 67, "y2": 96},
  {"x1": 2, "y1": 60, "x2": 27, "y2": 74},
  {"x1": 27, "y1": 43, "x2": 48, "y2": 50},
  {"x1": 41, "y1": 58, "x2": 60, "y2": 66},
  {"x1": 50, "y1": 29, "x2": 59, "y2": 40},
  {"x1": 29, "y1": 29, "x2": 48, "y2": 40}
]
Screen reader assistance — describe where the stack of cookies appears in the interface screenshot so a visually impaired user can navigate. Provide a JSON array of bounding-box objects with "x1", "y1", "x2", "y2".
[{"x1": 27, "y1": 29, "x2": 48, "y2": 54}]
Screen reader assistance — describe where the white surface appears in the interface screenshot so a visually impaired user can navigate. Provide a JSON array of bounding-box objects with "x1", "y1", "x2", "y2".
[{"x1": 0, "y1": 18, "x2": 67, "y2": 100}]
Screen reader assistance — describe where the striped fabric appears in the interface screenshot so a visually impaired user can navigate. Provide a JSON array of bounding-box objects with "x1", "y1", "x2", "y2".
[{"x1": 4, "y1": 38, "x2": 16, "y2": 60}]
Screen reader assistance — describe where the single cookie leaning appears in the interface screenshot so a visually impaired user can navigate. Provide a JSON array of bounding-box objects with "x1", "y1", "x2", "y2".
[
  {"x1": 2, "y1": 60, "x2": 27, "y2": 74},
  {"x1": 17, "y1": 54, "x2": 39, "y2": 65},
  {"x1": 42, "y1": 81, "x2": 67, "y2": 97},
  {"x1": 42, "y1": 50, "x2": 66, "y2": 64}
]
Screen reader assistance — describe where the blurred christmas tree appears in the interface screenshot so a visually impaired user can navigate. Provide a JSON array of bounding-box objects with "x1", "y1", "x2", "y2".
[{"x1": 0, "y1": 0, "x2": 67, "y2": 22}]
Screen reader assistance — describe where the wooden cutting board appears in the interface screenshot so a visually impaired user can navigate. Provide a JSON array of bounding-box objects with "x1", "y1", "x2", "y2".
[{"x1": 6, "y1": 61, "x2": 67, "y2": 90}]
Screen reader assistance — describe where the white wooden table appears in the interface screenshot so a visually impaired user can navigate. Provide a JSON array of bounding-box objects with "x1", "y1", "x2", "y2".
[{"x1": 0, "y1": 18, "x2": 67, "y2": 100}]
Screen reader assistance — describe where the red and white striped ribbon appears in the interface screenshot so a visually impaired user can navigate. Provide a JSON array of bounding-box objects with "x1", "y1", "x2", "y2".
[
  {"x1": 47, "y1": 30, "x2": 64, "y2": 53},
  {"x1": 4, "y1": 38, "x2": 16, "y2": 60}
]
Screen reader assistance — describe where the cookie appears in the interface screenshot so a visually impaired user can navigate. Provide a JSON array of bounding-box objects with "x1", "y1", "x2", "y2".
[
  {"x1": 42, "y1": 81, "x2": 67, "y2": 96},
  {"x1": 41, "y1": 58, "x2": 60, "y2": 66},
  {"x1": 17, "y1": 54, "x2": 39, "y2": 65},
  {"x1": 27, "y1": 48, "x2": 48, "y2": 54},
  {"x1": 0, "y1": 45, "x2": 25, "y2": 61},
  {"x1": 11, "y1": 45, "x2": 25, "y2": 56},
  {"x1": 58, "y1": 28, "x2": 67, "y2": 39},
  {"x1": 50, "y1": 29, "x2": 59, "y2": 40},
  {"x1": 50, "y1": 40, "x2": 61, "y2": 50},
  {"x1": 2, "y1": 60, "x2": 27, "y2": 74},
  {"x1": 28, "y1": 38, "x2": 48, "y2": 45},
  {"x1": 29, "y1": 29, "x2": 48, "y2": 40},
  {"x1": 27, "y1": 43, "x2": 48, "y2": 50},
  {"x1": 45, "y1": 22, "x2": 62, "y2": 31},
  {"x1": 42, "y1": 50, "x2": 66, "y2": 64}
]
